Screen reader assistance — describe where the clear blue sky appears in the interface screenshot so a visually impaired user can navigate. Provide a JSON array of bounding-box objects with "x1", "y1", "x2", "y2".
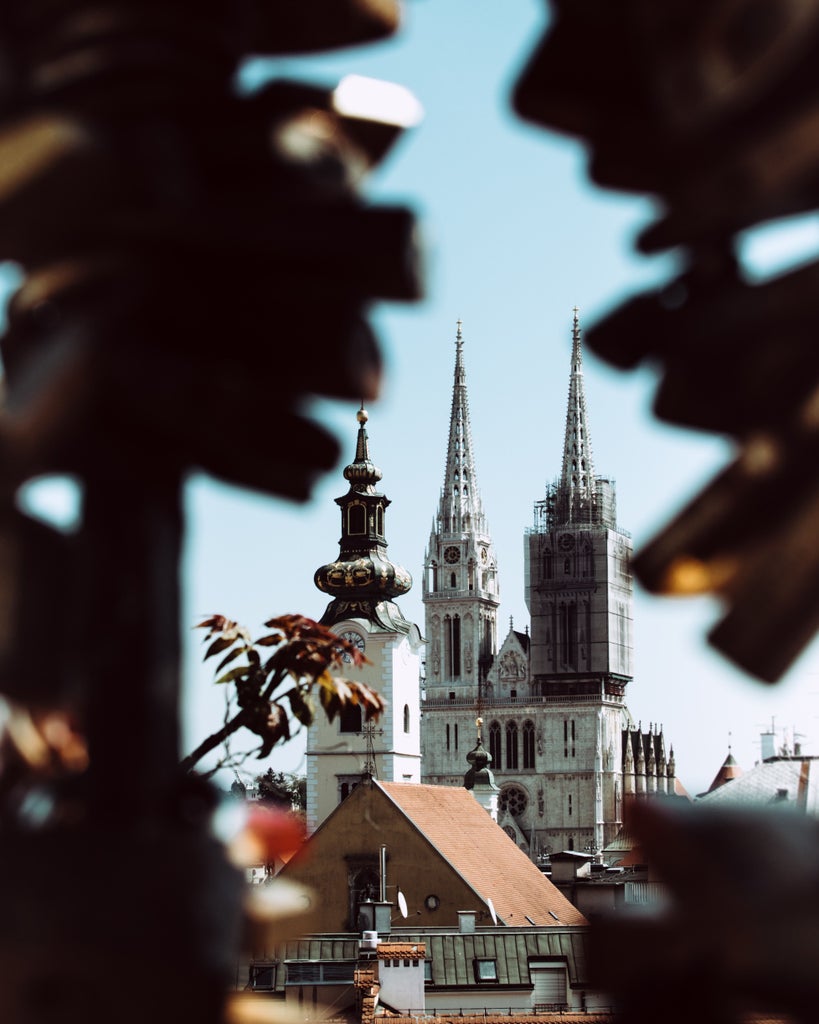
[{"x1": 21, "y1": 0, "x2": 819, "y2": 795}]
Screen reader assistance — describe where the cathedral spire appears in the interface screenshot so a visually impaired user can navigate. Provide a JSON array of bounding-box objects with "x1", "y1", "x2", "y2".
[
  {"x1": 422, "y1": 320, "x2": 499, "y2": 702},
  {"x1": 558, "y1": 308, "x2": 597, "y2": 523},
  {"x1": 438, "y1": 320, "x2": 486, "y2": 536}
]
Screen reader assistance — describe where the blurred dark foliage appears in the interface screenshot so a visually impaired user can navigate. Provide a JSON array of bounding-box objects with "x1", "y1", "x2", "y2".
[
  {"x1": 0, "y1": 3, "x2": 419, "y2": 1022},
  {"x1": 514, "y1": 2, "x2": 819, "y2": 1022}
]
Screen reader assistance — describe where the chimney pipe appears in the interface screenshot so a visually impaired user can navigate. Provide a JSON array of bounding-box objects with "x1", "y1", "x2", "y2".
[{"x1": 380, "y1": 845, "x2": 387, "y2": 902}]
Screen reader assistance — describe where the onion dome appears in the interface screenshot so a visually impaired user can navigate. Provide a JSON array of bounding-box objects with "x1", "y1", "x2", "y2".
[{"x1": 315, "y1": 406, "x2": 412, "y2": 631}]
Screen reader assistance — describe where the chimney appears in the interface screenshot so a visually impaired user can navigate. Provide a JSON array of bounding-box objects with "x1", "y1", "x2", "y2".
[{"x1": 458, "y1": 911, "x2": 476, "y2": 934}]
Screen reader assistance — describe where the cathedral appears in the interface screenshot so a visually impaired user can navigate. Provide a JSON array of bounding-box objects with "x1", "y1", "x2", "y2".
[{"x1": 307, "y1": 314, "x2": 678, "y2": 856}]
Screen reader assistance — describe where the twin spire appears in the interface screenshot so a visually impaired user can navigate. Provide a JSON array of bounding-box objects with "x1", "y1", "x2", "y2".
[
  {"x1": 437, "y1": 320, "x2": 487, "y2": 536},
  {"x1": 558, "y1": 307, "x2": 597, "y2": 521}
]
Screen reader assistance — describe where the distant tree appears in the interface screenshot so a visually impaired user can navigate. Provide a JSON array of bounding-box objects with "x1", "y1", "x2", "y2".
[
  {"x1": 182, "y1": 614, "x2": 384, "y2": 776},
  {"x1": 255, "y1": 769, "x2": 306, "y2": 810}
]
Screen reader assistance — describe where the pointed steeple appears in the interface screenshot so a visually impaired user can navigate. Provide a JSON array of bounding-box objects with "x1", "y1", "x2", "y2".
[
  {"x1": 438, "y1": 320, "x2": 487, "y2": 537},
  {"x1": 315, "y1": 406, "x2": 412, "y2": 631},
  {"x1": 422, "y1": 320, "x2": 499, "y2": 702},
  {"x1": 558, "y1": 308, "x2": 597, "y2": 523}
]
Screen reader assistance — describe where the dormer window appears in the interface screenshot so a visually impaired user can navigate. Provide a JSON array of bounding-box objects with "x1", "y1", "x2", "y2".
[{"x1": 474, "y1": 960, "x2": 498, "y2": 983}]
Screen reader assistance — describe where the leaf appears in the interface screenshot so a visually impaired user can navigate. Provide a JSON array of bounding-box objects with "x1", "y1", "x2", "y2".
[
  {"x1": 205, "y1": 635, "x2": 238, "y2": 661},
  {"x1": 215, "y1": 665, "x2": 250, "y2": 685},
  {"x1": 215, "y1": 645, "x2": 245, "y2": 674},
  {"x1": 286, "y1": 688, "x2": 315, "y2": 727},
  {"x1": 254, "y1": 633, "x2": 283, "y2": 647}
]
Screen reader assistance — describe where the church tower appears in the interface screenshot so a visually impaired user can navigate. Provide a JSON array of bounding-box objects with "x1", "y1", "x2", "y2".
[
  {"x1": 306, "y1": 406, "x2": 423, "y2": 833},
  {"x1": 525, "y1": 308, "x2": 633, "y2": 691},
  {"x1": 421, "y1": 322, "x2": 500, "y2": 783},
  {"x1": 521, "y1": 309, "x2": 634, "y2": 853}
]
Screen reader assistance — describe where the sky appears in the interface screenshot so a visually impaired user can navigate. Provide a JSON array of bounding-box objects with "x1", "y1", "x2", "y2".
[{"x1": 19, "y1": 0, "x2": 819, "y2": 797}]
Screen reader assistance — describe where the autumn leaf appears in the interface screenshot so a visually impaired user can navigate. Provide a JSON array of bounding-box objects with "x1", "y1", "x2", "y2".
[
  {"x1": 184, "y1": 613, "x2": 384, "y2": 772},
  {"x1": 205, "y1": 635, "x2": 239, "y2": 660},
  {"x1": 286, "y1": 688, "x2": 315, "y2": 727},
  {"x1": 215, "y1": 665, "x2": 250, "y2": 685}
]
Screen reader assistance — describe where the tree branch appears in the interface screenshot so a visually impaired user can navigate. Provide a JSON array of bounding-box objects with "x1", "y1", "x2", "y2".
[{"x1": 180, "y1": 710, "x2": 247, "y2": 773}]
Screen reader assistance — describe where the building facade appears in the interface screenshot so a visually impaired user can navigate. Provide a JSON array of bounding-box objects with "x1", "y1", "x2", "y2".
[
  {"x1": 306, "y1": 407, "x2": 423, "y2": 833},
  {"x1": 421, "y1": 316, "x2": 676, "y2": 858}
]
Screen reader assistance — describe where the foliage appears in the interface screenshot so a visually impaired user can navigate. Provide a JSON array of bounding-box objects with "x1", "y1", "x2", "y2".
[
  {"x1": 255, "y1": 768, "x2": 307, "y2": 810},
  {"x1": 181, "y1": 613, "x2": 385, "y2": 775}
]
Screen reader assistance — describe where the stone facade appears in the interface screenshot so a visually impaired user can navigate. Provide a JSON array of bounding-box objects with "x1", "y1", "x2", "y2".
[{"x1": 421, "y1": 316, "x2": 676, "y2": 859}]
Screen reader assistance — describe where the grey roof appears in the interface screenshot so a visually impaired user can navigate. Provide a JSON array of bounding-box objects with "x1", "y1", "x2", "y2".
[
  {"x1": 696, "y1": 757, "x2": 819, "y2": 813},
  {"x1": 267, "y1": 927, "x2": 590, "y2": 991}
]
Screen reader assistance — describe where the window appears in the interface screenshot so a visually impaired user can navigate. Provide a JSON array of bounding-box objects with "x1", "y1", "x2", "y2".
[
  {"x1": 348, "y1": 504, "x2": 366, "y2": 535},
  {"x1": 339, "y1": 703, "x2": 362, "y2": 733},
  {"x1": 500, "y1": 785, "x2": 528, "y2": 817},
  {"x1": 424, "y1": 961, "x2": 433, "y2": 984},
  {"x1": 560, "y1": 603, "x2": 577, "y2": 667},
  {"x1": 523, "y1": 720, "x2": 535, "y2": 769},
  {"x1": 506, "y1": 721, "x2": 519, "y2": 769},
  {"x1": 563, "y1": 719, "x2": 575, "y2": 757},
  {"x1": 286, "y1": 962, "x2": 356, "y2": 985},
  {"x1": 403, "y1": 704, "x2": 410, "y2": 734},
  {"x1": 474, "y1": 959, "x2": 498, "y2": 983},
  {"x1": 445, "y1": 616, "x2": 461, "y2": 677},
  {"x1": 446, "y1": 724, "x2": 450, "y2": 751},
  {"x1": 489, "y1": 721, "x2": 501, "y2": 767},
  {"x1": 454, "y1": 723, "x2": 459, "y2": 751},
  {"x1": 375, "y1": 505, "x2": 384, "y2": 535},
  {"x1": 249, "y1": 964, "x2": 275, "y2": 991}
]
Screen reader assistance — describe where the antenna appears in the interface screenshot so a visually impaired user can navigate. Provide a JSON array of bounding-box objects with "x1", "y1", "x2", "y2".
[
  {"x1": 486, "y1": 897, "x2": 497, "y2": 925},
  {"x1": 397, "y1": 890, "x2": 408, "y2": 918}
]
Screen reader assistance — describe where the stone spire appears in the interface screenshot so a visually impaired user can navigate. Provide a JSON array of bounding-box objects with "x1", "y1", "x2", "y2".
[
  {"x1": 557, "y1": 308, "x2": 597, "y2": 524},
  {"x1": 437, "y1": 320, "x2": 487, "y2": 537},
  {"x1": 315, "y1": 406, "x2": 412, "y2": 631}
]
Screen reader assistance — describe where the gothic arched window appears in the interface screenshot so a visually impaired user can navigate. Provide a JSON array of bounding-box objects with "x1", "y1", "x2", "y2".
[
  {"x1": 522, "y1": 720, "x2": 535, "y2": 770},
  {"x1": 506, "y1": 721, "x2": 519, "y2": 770},
  {"x1": 403, "y1": 704, "x2": 410, "y2": 734},
  {"x1": 375, "y1": 505, "x2": 384, "y2": 535},
  {"x1": 489, "y1": 721, "x2": 501, "y2": 768}
]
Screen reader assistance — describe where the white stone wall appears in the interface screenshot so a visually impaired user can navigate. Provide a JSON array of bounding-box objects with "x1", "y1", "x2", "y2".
[{"x1": 306, "y1": 620, "x2": 422, "y2": 832}]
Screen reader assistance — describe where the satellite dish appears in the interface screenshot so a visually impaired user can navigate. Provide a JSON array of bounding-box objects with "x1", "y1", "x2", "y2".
[
  {"x1": 397, "y1": 890, "x2": 408, "y2": 919},
  {"x1": 486, "y1": 897, "x2": 497, "y2": 925}
]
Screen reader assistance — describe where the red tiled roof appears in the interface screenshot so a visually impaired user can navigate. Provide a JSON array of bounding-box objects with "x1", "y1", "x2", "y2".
[
  {"x1": 377, "y1": 782, "x2": 586, "y2": 927},
  {"x1": 377, "y1": 943, "x2": 426, "y2": 960}
]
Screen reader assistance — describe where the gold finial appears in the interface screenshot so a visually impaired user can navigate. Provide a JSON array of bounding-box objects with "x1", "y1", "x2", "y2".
[{"x1": 357, "y1": 400, "x2": 368, "y2": 425}]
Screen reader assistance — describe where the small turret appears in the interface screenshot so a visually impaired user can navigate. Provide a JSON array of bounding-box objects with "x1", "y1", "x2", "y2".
[
  {"x1": 315, "y1": 406, "x2": 413, "y2": 631},
  {"x1": 464, "y1": 717, "x2": 499, "y2": 820}
]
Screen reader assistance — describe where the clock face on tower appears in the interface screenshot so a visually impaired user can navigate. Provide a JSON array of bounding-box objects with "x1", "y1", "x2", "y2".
[
  {"x1": 444, "y1": 545, "x2": 460, "y2": 564},
  {"x1": 339, "y1": 630, "x2": 366, "y2": 662},
  {"x1": 558, "y1": 533, "x2": 575, "y2": 552}
]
